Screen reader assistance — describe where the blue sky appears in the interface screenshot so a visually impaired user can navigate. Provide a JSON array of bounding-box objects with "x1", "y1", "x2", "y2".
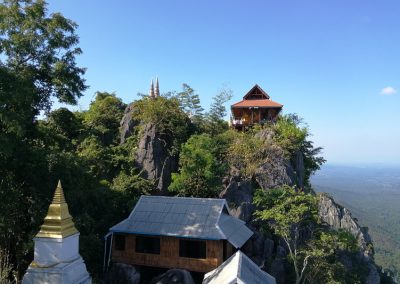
[{"x1": 47, "y1": 0, "x2": 400, "y2": 165}]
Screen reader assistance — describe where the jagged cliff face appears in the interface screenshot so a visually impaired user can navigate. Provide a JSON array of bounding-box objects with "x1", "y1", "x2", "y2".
[
  {"x1": 221, "y1": 150, "x2": 383, "y2": 283},
  {"x1": 119, "y1": 102, "x2": 184, "y2": 194},
  {"x1": 120, "y1": 103, "x2": 139, "y2": 144},
  {"x1": 135, "y1": 123, "x2": 179, "y2": 194},
  {"x1": 318, "y1": 193, "x2": 380, "y2": 284},
  {"x1": 318, "y1": 193, "x2": 373, "y2": 258}
]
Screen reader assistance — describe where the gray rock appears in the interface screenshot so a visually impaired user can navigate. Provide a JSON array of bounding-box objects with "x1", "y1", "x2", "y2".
[
  {"x1": 151, "y1": 269, "x2": 194, "y2": 284},
  {"x1": 105, "y1": 263, "x2": 140, "y2": 284},
  {"x1": 288, "y1": 150, "x2": 305, "y2": 188},
  {"x1": 135, "y1": 123, "x2": 178, "y2": 194},
  {"x1": 318, "y1": 193, "x2": 380, "y2": 283},
  {"x1": 263, "y1": 238, "x2": 274, "y2": 263},
  {"x1": 245, "y1": 232, "x2": 265, "y2": 266},
  {"x1": 220, "y1": 178, "x2": 254, "y2": 223},
  {"x1": 318, "y1": 193, "x2": 373, "y2": 258},
  {"x1": 255, "y1": 144, "x2": 292, "y2": 190},
  {"x1": 270, "y1": 245, "x2": 286, "y2": 284},
  {"x1": 366, "y1": 263, "x2": 380, "y2": 284},
  {"x1": 120, "y1": 103, "x2": 139, "y2": 144}
]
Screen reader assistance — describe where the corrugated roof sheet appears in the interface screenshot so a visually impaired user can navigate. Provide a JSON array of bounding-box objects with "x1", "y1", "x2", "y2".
[
  {"x1": 231, "y1": 99, "x2": 283, "y2": 108},
  {"x1": 203, "y1": 251, "x2": 276, "y2": 284},
  {"x1": 110, "y1": 196, "x2": 253, "y2": 248}
]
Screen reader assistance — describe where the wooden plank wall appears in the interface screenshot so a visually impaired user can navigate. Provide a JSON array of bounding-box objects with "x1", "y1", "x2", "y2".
[{"x1": 112, "y1": 234, "x2": 225, "y2": 273}]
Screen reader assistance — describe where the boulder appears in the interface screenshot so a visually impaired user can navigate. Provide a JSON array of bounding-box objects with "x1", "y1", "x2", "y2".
[
  {"x1": 151, "y1": 269, "x2": 194, "y2": 284},
  {"x1": 219, "y1": 178, "x2": 254, "y2": 223},
  {"x1": 105, "y1": 263, "x2": 140, "y2": 284}
]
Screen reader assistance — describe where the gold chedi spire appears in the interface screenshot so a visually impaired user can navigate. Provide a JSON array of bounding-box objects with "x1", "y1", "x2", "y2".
[
  {"x1": 149, "y1": 79, "x2": 155, "y2": 98},
  {"x1": 154, "y1": 77, "x2": 159, "y2": 97},
  {"x1": 36, "y1": 180, "x2": 78, "y2": 239}
]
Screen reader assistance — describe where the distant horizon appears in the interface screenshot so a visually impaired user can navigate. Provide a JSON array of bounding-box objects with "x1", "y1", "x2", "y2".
[{"x1": 317, "y1": 162, "x2": 400, "y2": 169}]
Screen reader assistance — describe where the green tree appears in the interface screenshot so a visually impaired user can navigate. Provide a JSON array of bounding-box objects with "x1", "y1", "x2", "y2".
[
  {"x1": 208, "y1": 87, "x2": 233, "y2": 121},
  {"x1": 304, "y1": 230, "x2": 359, "y2": 283},
  {"x1": 273, "y1": 114, "x2": 325, "y2": 188},
  {"x1": 0, "y1": 0, "x2": 87, "y2": 111},
  {"x1": 254, "y1": 186, "x2": 360, "y2": 284},
  {"x1": 205, "y1": 87, "x2": 233, "y2": 135},
  {"x1": 254, "y1": 186, "x2": 319, "y2": 284},
  {"x1": 176, "y1": 84, "x2": 204, "y2": 119},
  {"x1": 83, "y1": 92, "x2": 126, "y2": 146},
  {"x1": 169, "y1": 134, "x2": 227, "y2": 197},
  {"x1": 132, "y1": 96, "x2": 190, "y2": 155},
  {"x1": 0, "y1": 1, "x2": 87, "y2": 278}
]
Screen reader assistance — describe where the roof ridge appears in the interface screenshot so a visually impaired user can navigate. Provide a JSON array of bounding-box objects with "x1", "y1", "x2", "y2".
[
  {"x1": 141, "y1": 195, "x2": 226, "y2": 202},
  {"x1": 237, "y1": 251, "x2": 243, "y2": 278}
]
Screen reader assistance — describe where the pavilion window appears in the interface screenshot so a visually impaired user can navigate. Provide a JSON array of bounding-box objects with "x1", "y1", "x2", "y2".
[
  {"x1": 114, "y1": 234, "x2": 125, "y2": 251},
  {"x1": 179, "y1": 239, "x2": 206, "y2": 259},
  {"x1": 135, "y1": 236, "x2": 160, "y2": 254}
]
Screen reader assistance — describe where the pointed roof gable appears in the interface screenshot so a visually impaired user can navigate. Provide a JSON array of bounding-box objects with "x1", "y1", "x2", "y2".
[
  {"x1": 243, "y1": 84, "x2": 270, "y2": 100},
  {"x1": 36, "y1": 180, "x2": 78, "y2": 239},
  {"x1": 203, "y1": 251, "x2": 276, "y2": 284},
  {"x1": 110, "y1": 195, "x2": 253, "y2": 248}
]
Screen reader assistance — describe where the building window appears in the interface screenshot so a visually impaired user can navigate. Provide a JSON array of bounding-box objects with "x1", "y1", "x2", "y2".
[
  {"x1": 179, "y1": 239, "x2": 206, "y2": 259},
  {"x1": 114, "y1": 234, "x2": 125, "y2": 251},
  {"x1": 135, "y1": 236, "x2": 160, "y2": 254}
]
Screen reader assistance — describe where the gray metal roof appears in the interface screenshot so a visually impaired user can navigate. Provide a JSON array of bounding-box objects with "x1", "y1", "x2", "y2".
[
  {"x1": 203, "y1": 251, "x2": 276, "y2": 284},
  {"x1": 110, "y1": 195, "x2": 253, "y2": 248}
]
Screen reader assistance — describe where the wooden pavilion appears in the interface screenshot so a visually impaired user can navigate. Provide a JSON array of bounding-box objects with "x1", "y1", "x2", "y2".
[
  {"x1": 230, "y1": 85, "x2": 283, "y2": 130},
  {"x1": 105, "y1": 196, "x2": 253, "y2": 273}
]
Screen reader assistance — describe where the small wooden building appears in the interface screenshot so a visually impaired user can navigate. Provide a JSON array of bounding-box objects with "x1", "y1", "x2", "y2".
[
  {"x1": 106, "y1": 196, "x2": 253, "y2": 273},
  {"x1": 231, "y1": 84, "x2": 283, "y2": 130}
]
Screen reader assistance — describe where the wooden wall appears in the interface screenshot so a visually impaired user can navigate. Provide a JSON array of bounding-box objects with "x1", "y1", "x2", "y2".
[{"x1": 111, "y1": 234, "x2": 228, "y2": 273}]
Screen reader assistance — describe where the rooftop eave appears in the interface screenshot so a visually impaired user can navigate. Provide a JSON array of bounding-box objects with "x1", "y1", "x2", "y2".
[{"x1": 231, "y1": 105, "x2": 283, "y2": 109}]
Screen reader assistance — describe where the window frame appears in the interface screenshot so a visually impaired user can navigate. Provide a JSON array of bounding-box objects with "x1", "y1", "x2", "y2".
[
  {"x1": 179, "y1": 239, "x2": 207, "y2": 259},
  {"x1": 114, "y1": 234, "x2": 126, "y2": 251},
  {"x1": 135, "y1": 236, "x2": 161, "y2": 255}
]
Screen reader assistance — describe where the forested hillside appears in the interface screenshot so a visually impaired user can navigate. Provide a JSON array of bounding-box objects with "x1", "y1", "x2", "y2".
[{"x1": 313, "y1": 165, "x2": 400, "y2": 282}]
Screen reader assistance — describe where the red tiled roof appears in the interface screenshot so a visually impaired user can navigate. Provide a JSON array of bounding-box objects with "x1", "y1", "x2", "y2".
[{"x1": 231, "y1": 99, "x2": 283, "y2": 108}]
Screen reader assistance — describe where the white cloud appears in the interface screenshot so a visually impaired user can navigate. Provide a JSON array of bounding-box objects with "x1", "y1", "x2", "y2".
[{"x1": 380, "y1": 86, "x2": 397, "y2": 95}]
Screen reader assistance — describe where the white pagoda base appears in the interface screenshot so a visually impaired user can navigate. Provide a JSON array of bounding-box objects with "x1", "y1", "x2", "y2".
[
  {"x1": 22, "y1": 234, "x2": 91, "y2": 284},
  {"x1": 22, "y1": 257, "x2": 91, "y2": 284}
]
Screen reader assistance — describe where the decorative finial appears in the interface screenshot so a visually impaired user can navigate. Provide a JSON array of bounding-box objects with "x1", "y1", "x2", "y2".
[
  {"x1": 154, "y1": 77, "x2": 159, "y2": 97},
  {"x1": 36, "y1": 180, "x2": 78, "y2": 239},
  {"x1": 149, "y1": 79, "x2": 155, "y2": 98}
]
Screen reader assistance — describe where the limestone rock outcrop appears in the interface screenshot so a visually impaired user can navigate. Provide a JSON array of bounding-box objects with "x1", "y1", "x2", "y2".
[
  {"x1": 135, "y1": 123, "x2": 179, "y2": 193},
  {"x1": 120, "y1": 103, "x2": 139, "y2": 144},
  {"x1": 318, "y1": 193, "x2": 373, "y2": 258},
  {"x1": 318, "y1": 193, "x2": 380, "y2": 284},
  {"x1": 219, "y1": 177, "x2": 254, "y2": 223}
]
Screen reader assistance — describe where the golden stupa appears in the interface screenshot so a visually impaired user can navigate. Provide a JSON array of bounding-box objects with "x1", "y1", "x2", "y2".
[{"x1": 36, "y1": 180, "x2": 78, "y2": 239}]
